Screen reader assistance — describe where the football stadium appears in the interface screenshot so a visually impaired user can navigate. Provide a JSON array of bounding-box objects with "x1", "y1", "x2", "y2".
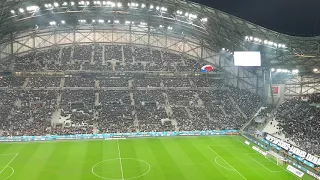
[{"x1": 0, "y1": 0, "x2": 319, "y2": 180}]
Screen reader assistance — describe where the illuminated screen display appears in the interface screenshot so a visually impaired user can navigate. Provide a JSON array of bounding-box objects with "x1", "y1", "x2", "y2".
[{"x1": 234, "y1": 51, "x2": 261, "y2": 66}]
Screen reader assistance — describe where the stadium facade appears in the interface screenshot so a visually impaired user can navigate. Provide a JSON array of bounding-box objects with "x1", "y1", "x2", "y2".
[{"x1": 0, "y1": 0, "x2": 319, "y2": 99}]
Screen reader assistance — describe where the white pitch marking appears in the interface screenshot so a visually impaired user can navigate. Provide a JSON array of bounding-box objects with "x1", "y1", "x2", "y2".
[
  {"x1": 208, "y1": 146, "x2": 248, "y2": 180},
  {"x1": 230, "y1": 137, "x2": 286, "y2": 169},
  {"x1": 91, "y1": 158, "x2": 151, "y2": 180},
  {"x1": 245, "y1": 153, "x2": 283, "y2": 172},
  {"x1": 230, "y1": 136, "x2": 300, "y2": 178},
  {"x1": 117, "y1": 140, "x2": 124, "y2": 180},
  {"x1": 0, "y1": 153, "x2": 18, "y2": 175},
  {"x1": 214, "y1": 157, "x2": 235, "y2": 171},
  {"x1": 2, "y1": 166, "x2": 14, "y2": 180}
]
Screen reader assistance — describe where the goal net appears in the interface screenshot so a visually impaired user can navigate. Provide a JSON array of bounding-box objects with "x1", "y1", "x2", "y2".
[{"x1": 266, "y1": 151, "x2": 286, "y2": 165}]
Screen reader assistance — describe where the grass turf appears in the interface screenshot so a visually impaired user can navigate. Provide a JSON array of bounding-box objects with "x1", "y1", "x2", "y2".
[{"x1": 0, "y1": 135, "x2": 314, "y2": 180}]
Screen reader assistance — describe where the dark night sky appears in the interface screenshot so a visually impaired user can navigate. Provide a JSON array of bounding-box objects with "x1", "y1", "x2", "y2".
[{"x1": 192, "y1": 0, "x2": 320, "y2": 37}]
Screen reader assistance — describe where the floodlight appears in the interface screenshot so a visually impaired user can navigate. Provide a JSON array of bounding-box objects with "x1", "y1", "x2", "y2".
[
  {"x1": 150, "y1": 5, "x2": 154, "y2": 9},
  {"x1": 92, "y1": 19, "x2": 96, "y2": 22},
  {"x1": 292, "y1": 69, "x2": 299, "y2": 74},
  {"x1": 141, "y1": 4, "x2": 145, "y2": 8},
  {"x1": 249, "y1": 36, "x2": 253, "y2": 40},
  {"x1": 160, "y1": 7, "x2": 167, "y2": 12},
  {"x1": 117, "y1": 3, "x2": 122, "y2": 7},
  {"x1": 314, "y1": 68, "x2": 318, "y2": 72},
  {"x1": 49, "y1": 21, "x2": 56, "y2": 25},
  {"x1": 19, "y1": 8, "x2": 24, "y2": 13},
  {"x1": 98, "y1": 19, "x2": 104, "y2": 23},
  {"x1": 62, "y1": 2, "x2": 68, "y2": 6},
  {"x1": 264, "y1": 40, "x2": 268, "y2": 44},
  {"x1": 168, "y1": 26, "x2": 172, "y2": 30},
  {"x1": 159, "y1": 25, "x2": 164, "y2": 28},
  {"x1": 10, "y1": 10, "x2": 15, "y2": 14},
  {"x1": 61, "y1": 20, "x2": 65, "y2": 24},
  {"x1": 125, "y1": 21, "x2": 131, "y2": 24},
  {"x1": 102, "y1": 1, "x2": 106, "y2": 5},
  {"x1": 71, "y1": 2, "x2": 75, "y2": 6},
  {"x1": 222, "y1": 48, "x2": 225, "y2": 51},
  {"x1": 86, "y1": 1, "x2": 90, "y2": 5},
  {"x1": 156, "y1": 6, "x2": 159, "y2": 10},
  {"x1": 54, "y1": 2, "x2": 59, "y2": 7},
  {"x1": 202, "y1": 17, "x2": 208, "y2": 22}
]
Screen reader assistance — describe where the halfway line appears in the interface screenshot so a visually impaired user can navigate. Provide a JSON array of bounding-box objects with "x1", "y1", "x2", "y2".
[{"x1": 117, "y1": 140, "x2": 124, "y2": 180}]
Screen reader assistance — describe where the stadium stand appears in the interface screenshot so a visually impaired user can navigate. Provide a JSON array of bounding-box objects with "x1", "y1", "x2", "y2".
[
  {"x1": 275, "y1": 94, "x2": 320, "y2": 155},
  {"x1": 0, "y1": 45, "x2": 263, "y2": 137}
]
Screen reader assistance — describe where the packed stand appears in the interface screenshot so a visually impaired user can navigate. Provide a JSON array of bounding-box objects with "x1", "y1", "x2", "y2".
[
  {"x1": 2, "y1": 90, "x2": 57, "y2": 136},
  {"x1": 27, "y1": 77, "x2": 61, "y2": 88},
  {"x1": 275, "y1": 94, "x2": 320, "y2": 155},
  {"x1": 162, "y1": 78, "x2": 191, "y2": 87},
  {"x1": 73, "y1": 45, "x2": 93, "y2": 61},
  {"x1": 97, "y1": 90, "x2": 134, "y2": 133},
  {"x1": 0, "y1": 77, "x2": 25, "y2": 87},
  {"x1": 64, "y1": 77, "x2": 95, "y2": 87},
  {"x1": 133, "y1": 78, "x2": 161, "y2": 87},
  {"x1": 229, "y1": 86, "x2": 262, "y2": 118},
  {"x1": 99, "y1": 79, "x2": 128, "y2": 87}
]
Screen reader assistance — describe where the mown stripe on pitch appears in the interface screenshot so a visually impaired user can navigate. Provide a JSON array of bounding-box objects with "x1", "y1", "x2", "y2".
[
  {"x1": 148, "y1": 138, "x2": 187, "y2": 180},
  {"x1": 36, "y1": 142, "x2": 72, "y2": 179},
  {"x1": 180, "y1": 138, "x2": 228, "y2": 180}
]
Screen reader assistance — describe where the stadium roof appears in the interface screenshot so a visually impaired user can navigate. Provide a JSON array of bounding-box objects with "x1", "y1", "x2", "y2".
[{"x1": 0, "y1": 0, "x2": 320, "y2": 77}]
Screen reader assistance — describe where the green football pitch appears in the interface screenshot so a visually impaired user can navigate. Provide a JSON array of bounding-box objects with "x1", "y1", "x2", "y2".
[{"x1": 0, "y1": 136, "x2": 314, "y2": 180}]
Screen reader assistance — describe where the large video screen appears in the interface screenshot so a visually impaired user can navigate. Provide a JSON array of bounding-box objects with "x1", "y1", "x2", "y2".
[{"x1": 234, "y1": 51, "x2": 261, "y2": 66}]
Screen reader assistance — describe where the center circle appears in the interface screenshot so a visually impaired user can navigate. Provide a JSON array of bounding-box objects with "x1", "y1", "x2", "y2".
[{"x1": 92, "y1": 158, "x2": 150, "y2": 180}]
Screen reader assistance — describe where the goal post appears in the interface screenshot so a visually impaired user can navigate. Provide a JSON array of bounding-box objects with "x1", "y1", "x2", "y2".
[{"x1": 266, "y1": 151, "x2": 285, "y2": 165}]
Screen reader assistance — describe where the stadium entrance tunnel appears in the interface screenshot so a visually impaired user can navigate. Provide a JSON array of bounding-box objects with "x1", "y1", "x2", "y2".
[{"x1": 92, "y1": 158, "x2": 150, "y2": 180}]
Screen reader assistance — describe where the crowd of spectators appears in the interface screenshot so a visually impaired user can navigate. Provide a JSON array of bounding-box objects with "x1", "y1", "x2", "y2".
[
  {"x1": 0, "y1": 77, "x2": 25, "y2": 87},
  {"x1": 64, "y1": 77, "x2": 95, "y2": 87},
  {"x1": 0, "y1": 45, "x2": 266, "y2": 140},
  {"x1": 1, "y1": 90, "x2": 57, "y2": 136},
  {"x1": 0, "y1": 76, "x2": 263, "y2": 137},
  {"x1": 73, "y1": 45, "x2": 93, "y2": 61},
  {"x1": 275, "y1": 94, "x2": 320, "y2": 155},
  {"x1": 229, "y1": 86, "x2": 262, "y2": 118},
  {"x1": 6, "y1": 45, "x2": 216, "y2": 73},
  {"x1": 28, "y1": 77, "x2": 61, "y2": 88}
]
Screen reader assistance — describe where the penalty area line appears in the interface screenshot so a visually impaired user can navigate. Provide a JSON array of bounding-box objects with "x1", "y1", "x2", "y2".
[
  {"x1": 0, "y1": 153, "x2": 18, "y2": 175},
  {"x1": 207, "y1": 146, "x2": 248, "y2": 180},
  {"x1": 245, "y1": 153, "x2": 283, "y2": 172}
]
